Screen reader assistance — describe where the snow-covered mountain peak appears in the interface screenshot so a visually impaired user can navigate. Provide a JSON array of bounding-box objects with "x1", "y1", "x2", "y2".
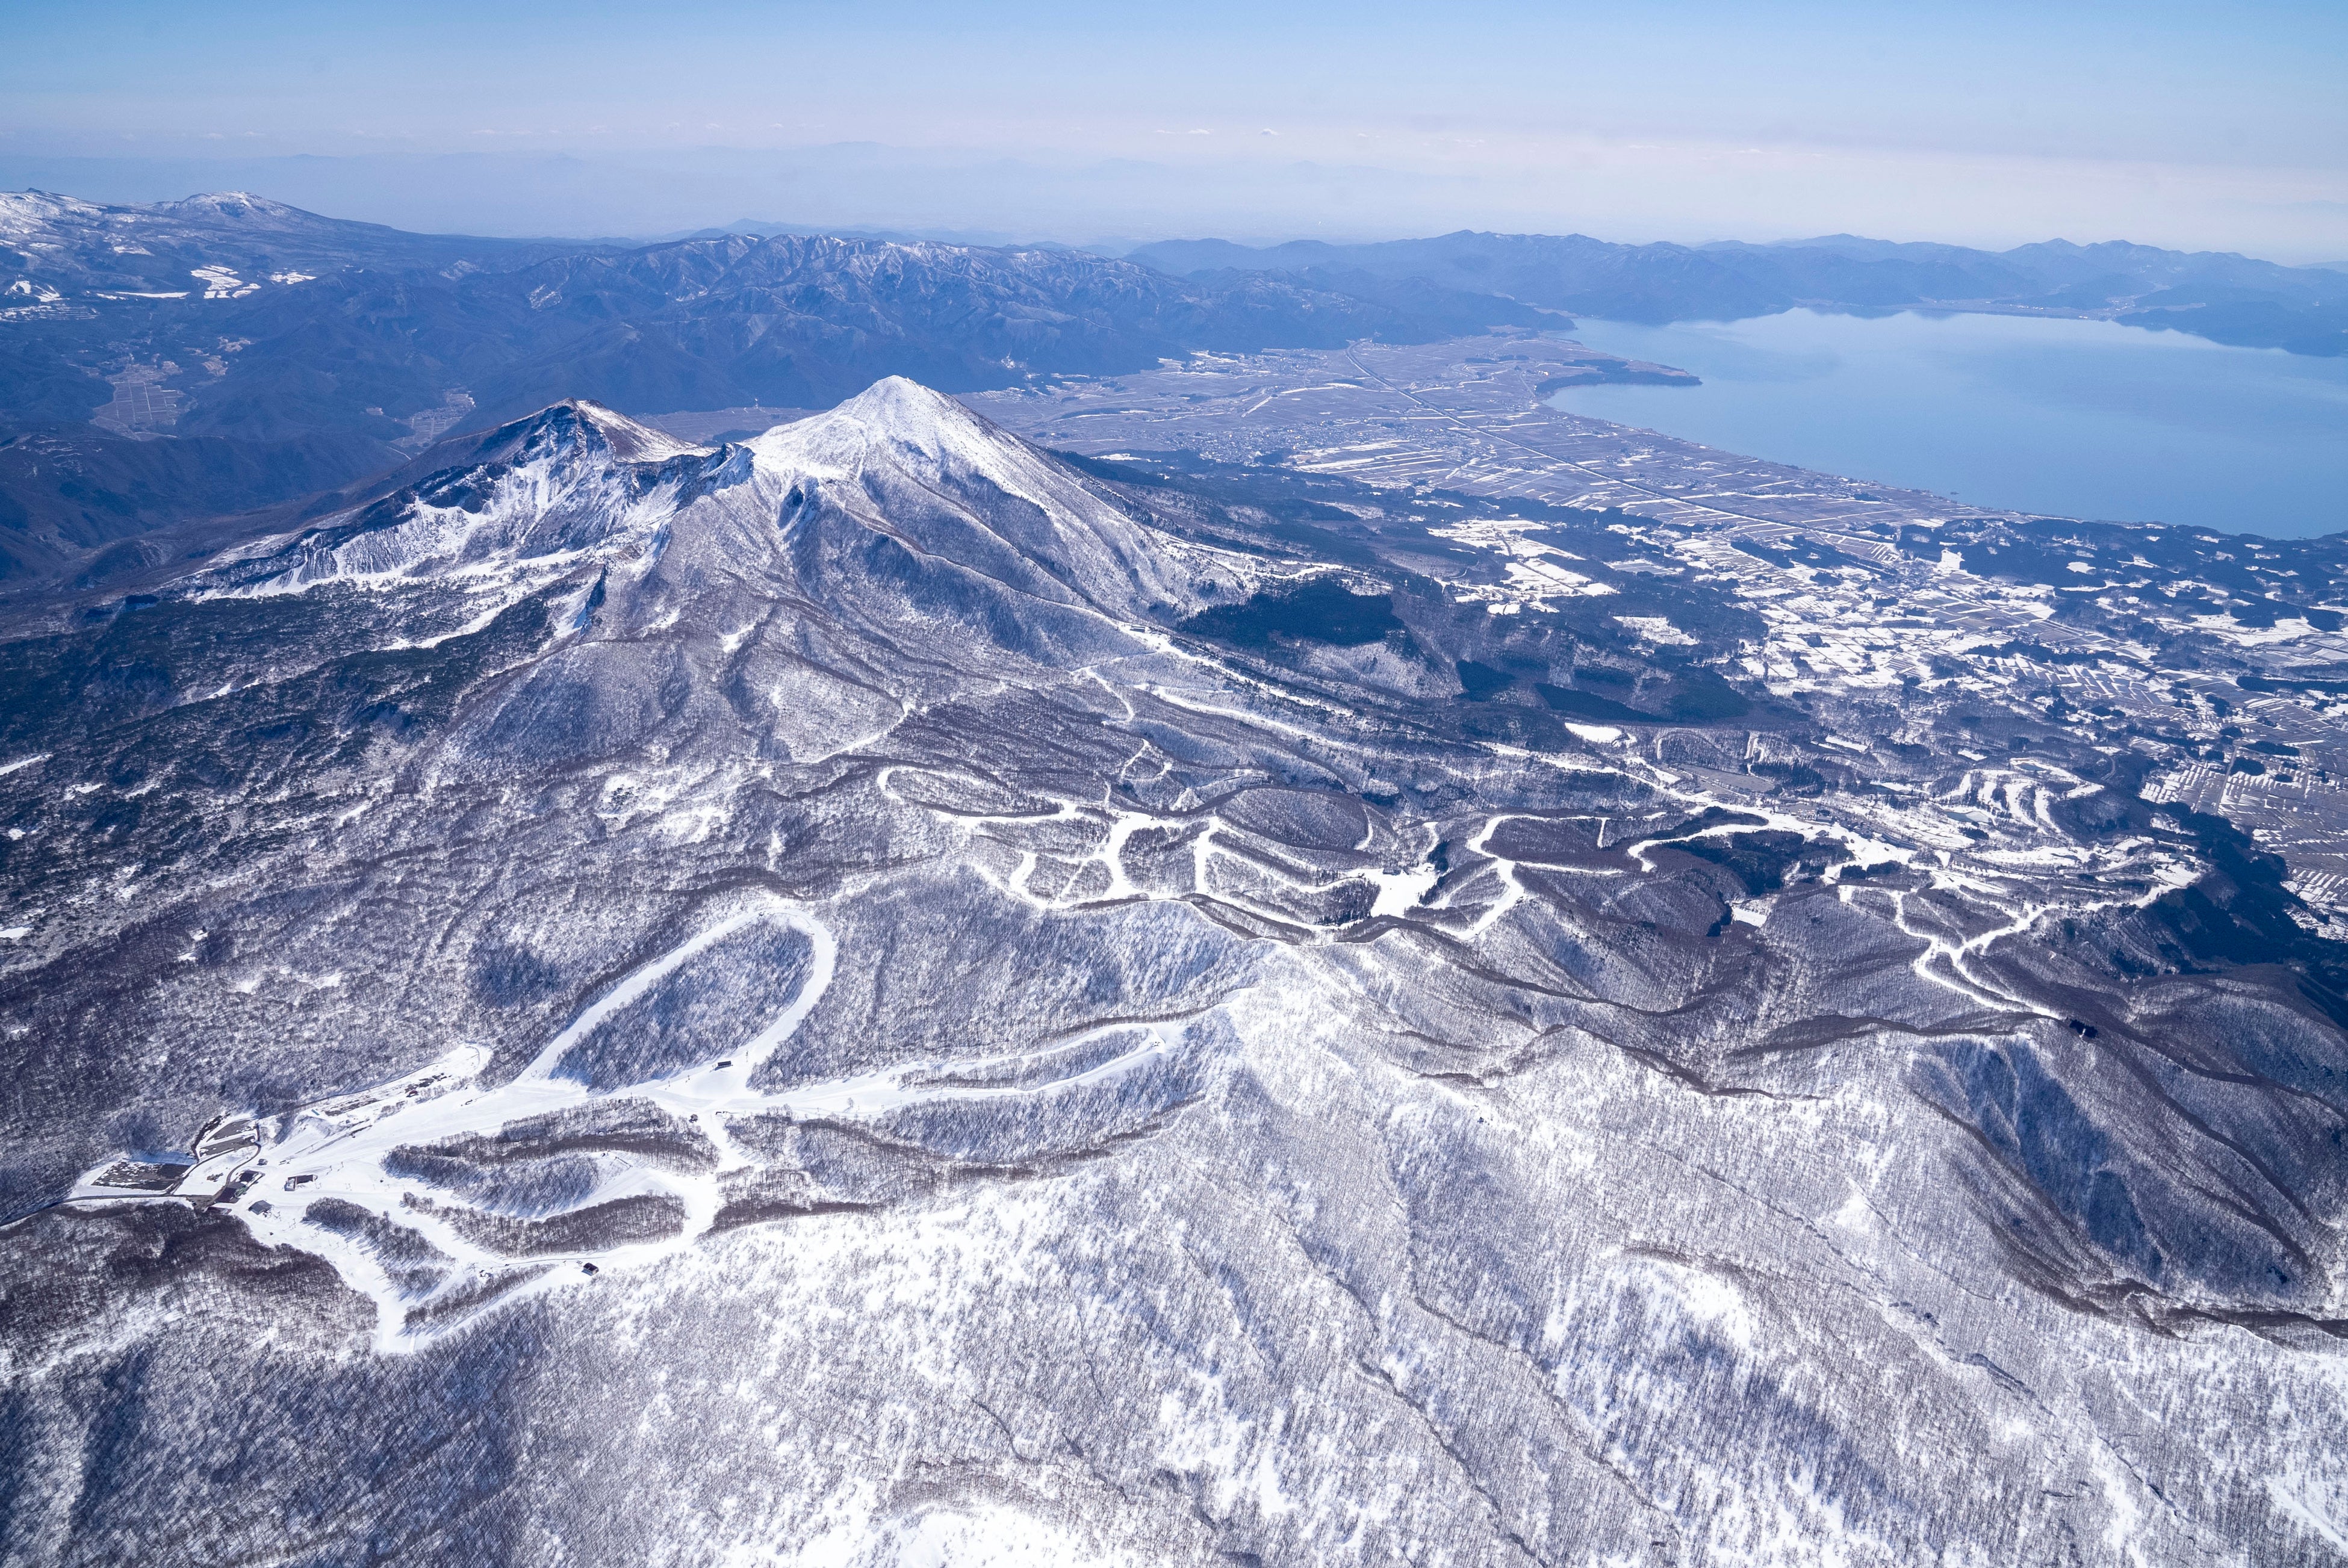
[
  {"x1": 155, "y1": 191, "x2": 294, "y2": 219},
  {"x1": 833, "y1": 372, "x2": 985, "y2": 440},
  {"x1": 160, "y1": 375, "x2": 1260, "y2": 665},
  {"x1": 0, "y1": 190, "x2": 102, "y2": 242},
  {"x1": 201, "y1": 400, "x2": 728, "y2": 602},
  {"x1": 750, "y1": 374, "x2": 1025, "y2": 482},
  {"x1": 747, "y1": 376, "x2": 1235, "y2": 623}
]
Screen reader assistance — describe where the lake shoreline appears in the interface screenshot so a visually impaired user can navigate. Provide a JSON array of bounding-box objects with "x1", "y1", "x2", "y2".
[{"x1": 1545, "y1": 310, "x2": 2348, "y2": 538}]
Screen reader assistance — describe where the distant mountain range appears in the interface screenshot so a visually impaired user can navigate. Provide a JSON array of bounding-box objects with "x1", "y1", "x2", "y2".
[
  {"x1": 0, "y1": 191, "x2": 1560, "y2": 430},
  {"x1": 1126, "y1": 230, "x2": 2348, "y2": 356},
  {"x1": 0, "y1": 192, "x2": 1548, "y2": 581}
]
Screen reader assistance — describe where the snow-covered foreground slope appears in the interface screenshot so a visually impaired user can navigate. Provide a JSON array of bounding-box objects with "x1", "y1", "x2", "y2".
[{"x1": 2, "y1": 380, "x2": 2344, "y2": 1566}]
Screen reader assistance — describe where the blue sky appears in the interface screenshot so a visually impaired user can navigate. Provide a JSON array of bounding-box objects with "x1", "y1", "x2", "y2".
[{"x1": 4, "y1": 1, "x2": 2343, "y2": 257}]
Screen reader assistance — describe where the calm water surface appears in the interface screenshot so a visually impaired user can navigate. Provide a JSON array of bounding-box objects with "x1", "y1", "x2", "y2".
[{"x1": 1547, "y1": 311, "x2": 2348, "y2": 538}]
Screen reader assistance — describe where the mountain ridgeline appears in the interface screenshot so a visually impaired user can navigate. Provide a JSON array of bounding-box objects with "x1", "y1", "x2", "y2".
[{"x1": 1129, "y1": 229, "x2": 2348, "y2": 355}]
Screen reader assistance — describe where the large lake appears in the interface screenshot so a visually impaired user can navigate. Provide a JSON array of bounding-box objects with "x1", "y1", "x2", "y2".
[{"x1": 1545, "y1": 310, "x2": 2348, "y2": 538}]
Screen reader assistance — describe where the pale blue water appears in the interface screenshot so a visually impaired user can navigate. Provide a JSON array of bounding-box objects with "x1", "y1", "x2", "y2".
[{"x1": 1545, "y1": 311, "x2": 2348, "y2": 538}]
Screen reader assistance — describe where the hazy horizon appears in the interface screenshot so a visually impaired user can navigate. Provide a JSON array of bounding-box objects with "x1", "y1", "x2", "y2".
[
  {"x1": 7, "y1": 147, "x2": 2344, "y2": 270},
  {"x1": 5, "y1": 0, "x2": 2343, "y2": 262}
]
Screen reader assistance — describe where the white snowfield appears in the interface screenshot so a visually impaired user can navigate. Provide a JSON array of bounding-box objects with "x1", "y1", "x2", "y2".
[
  {"x1": 73, "y1": 896, "x2": 1199, "y2": 1351},
  {"x1": 228, "y1": 901, "x2": 837, "y2": 1349}
]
